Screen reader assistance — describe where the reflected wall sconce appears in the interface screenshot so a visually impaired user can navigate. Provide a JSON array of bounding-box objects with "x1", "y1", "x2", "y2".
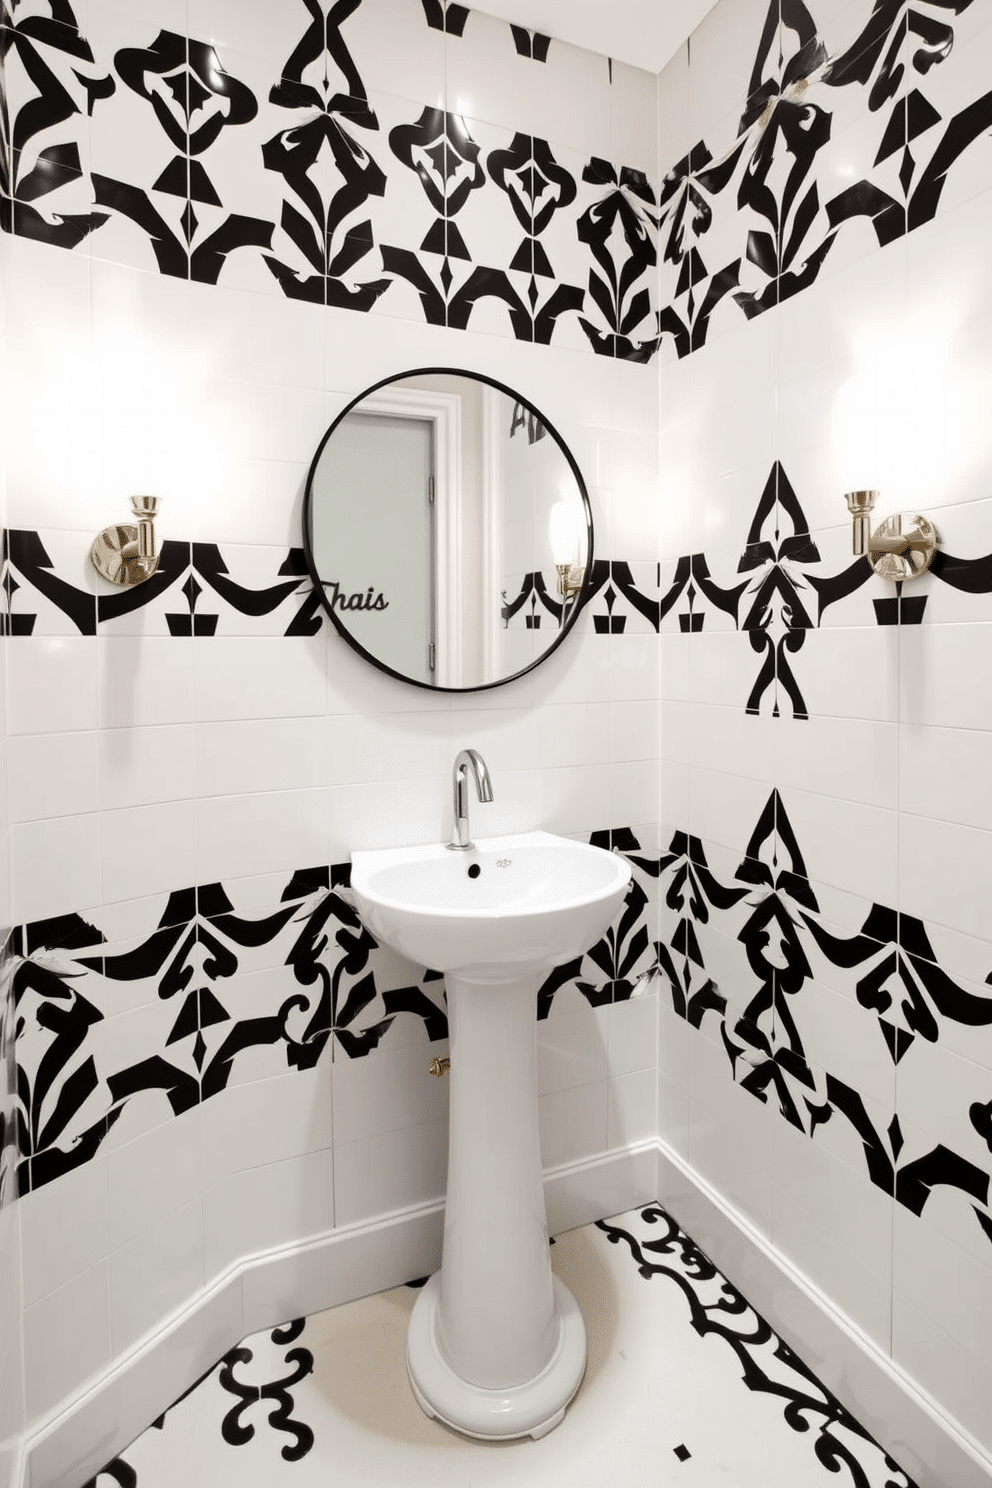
[
  {"x1": 549, "y1": 499, "x2": 585, "y2": 602},
  {"x1": 554, "y1": 563, "x2": 585, "y2": 601},
  {"x1": 91, "y1": 495, "x2": 161, "y2": 586},
  {"x1": 843, "y1": 490, "x2": 939, "y2": 581}
]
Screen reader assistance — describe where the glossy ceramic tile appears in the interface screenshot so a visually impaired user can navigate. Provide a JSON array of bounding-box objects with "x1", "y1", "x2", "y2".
[{"x1": 85, "y1": 1205, "x2": 918, "y2": 1488}]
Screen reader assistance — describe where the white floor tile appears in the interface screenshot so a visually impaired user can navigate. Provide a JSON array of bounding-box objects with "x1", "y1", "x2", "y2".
[{"x1": 88, "y1": 1206, "x2": 918, "y2": 1488}]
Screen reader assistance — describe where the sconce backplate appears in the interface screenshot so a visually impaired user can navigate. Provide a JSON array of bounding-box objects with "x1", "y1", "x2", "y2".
[
  {"x1": 90, "y1": 524, "x2": 160, "y2": 586},
  {"x1": 868, "y1": 513, "x2": 939, "y2": 581}
]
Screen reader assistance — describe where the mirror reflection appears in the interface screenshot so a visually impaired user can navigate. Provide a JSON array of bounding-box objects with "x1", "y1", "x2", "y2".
[{"x1": 304, "y1": 370, "x2": 592, "y2": 691}]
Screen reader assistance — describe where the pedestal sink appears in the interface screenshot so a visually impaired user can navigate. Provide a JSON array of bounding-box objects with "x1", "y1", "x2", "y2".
[{"x1": 351, "y1": 830, "x2": 632, "y2": 1440}]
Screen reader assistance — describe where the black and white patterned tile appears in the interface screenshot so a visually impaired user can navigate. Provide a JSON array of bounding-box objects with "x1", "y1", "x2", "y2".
[
  {"x1": 11, "y1": 457, "x2": 974, "y2": 657},
  {"x1": 81, "y1": 1204, "x2": 919, "y2": 1487},
  {"x1": 6, "y1": 839, "x2": 649, "y2": 1202},
  {"x1": 7, "y1": 0, "x2": 987, "y2": 360},
  {"x1": 7, "y1": 799, "x2": 992, "y2": 1272}
]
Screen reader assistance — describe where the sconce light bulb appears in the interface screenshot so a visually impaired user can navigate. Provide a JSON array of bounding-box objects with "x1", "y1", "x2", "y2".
[{"x1": 549, "y1": 500, "x2": 579, "y2": 567}]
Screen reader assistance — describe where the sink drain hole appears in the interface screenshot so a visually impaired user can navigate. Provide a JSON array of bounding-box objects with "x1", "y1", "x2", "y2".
[{"x1": 467, "y1": 863, "x2": 481, "y2": 879}]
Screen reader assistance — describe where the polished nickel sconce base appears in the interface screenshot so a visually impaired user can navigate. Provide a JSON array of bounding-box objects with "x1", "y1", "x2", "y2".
[
  {"x1": 555, "y1": 563, "x2": 585, "y2": 601},
  {"x1": 91, "y1": 496, "x2": 161, "y2": 586},
  {"x1": 844, "y1": 491, "x2": 938, "y2": 581}
]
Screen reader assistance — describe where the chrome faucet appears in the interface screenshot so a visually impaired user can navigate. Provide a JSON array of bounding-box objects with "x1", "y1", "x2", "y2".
[{"x1": 447, "y1": 748, "x2": 493, "y2": 851}]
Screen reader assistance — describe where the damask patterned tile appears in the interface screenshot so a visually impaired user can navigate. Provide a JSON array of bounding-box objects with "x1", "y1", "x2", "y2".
[
  {"x1": 783, "y1": 771, "x2": 898, "y2": 882},
  {"x1": 893, "y1": 1110, "x2": 992, "y2": 1273},
  {"x1": 611, "y1": 60, "x2": 658, "y2": 180},
  {"x1": 369, "y1": 91, "x2": 474, "y2": 331},
  {"x1": 4, "y1": 2, "x2": 107, "y2": 255},
  {"x1": 688, "y1": 0, "x2": 777, "y2": 161},
  {"x1": 340, "y1": 0, "x2": 445, "y2": 109},
  {"x1": 185, "y1": 0, "x2": 304, "y2": 69},
  {"x1": 446, "y1": 8, "x2": 611, "y2": 161}
]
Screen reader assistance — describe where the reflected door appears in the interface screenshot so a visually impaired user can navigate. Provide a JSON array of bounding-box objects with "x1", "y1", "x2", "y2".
[{"x1": 313, "y1": 411, "x2": 436, "y2": 685}]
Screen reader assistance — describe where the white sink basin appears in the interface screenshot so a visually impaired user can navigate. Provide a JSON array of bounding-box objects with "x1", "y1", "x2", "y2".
[{"x1": 351, "y1": 830, "x2": 632, "y2": 981}]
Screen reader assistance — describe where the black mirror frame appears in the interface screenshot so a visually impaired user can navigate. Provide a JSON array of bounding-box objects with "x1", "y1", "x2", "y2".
[{"x1": 302, "y1": 367, "x2": 595, "y2": 693}]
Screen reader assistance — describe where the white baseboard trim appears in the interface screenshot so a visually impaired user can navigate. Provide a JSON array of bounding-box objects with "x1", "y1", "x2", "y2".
[
  {"x1": 21, "y1": 1142, "x2": 657, "y2": 1488},
  {"x1": 655, "y1": 1140, "x2": 992, "y2": 1488}
]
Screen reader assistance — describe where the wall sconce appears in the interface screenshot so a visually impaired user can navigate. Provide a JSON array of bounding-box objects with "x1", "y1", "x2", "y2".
[
  {"x1": 843, "y1": 491, "x2": 939, "y2": 581},
  {"x1": 549, "y1": 499, "x2": 585, "y2": 601},
  {"x1": 91, "y1": 495, "x2": 161, "y2": 586}
]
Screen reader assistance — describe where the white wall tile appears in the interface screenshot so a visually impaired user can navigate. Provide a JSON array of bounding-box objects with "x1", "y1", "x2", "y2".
[
  {"x1": 7, "y1": 730, "x2": 100, "y2": 823},
  {"x1": 102, "y1": 800, "x2": 196, "y2": 904},
  {"x1": 777, "y1": 787, "x2": 898, "y2": 906},
  {"x1": 772, "y1": 1181, "x2": 892, "y2": 1350},
  {"x1": 900, "y1": 623, "x2": 992, "y2": 732},
  {"x1": 108, "y1": 1108, "x2": 203, "y2": 1252},
  {"x1": 100, "y1": 724, "x2": 196, "y2": 810},
  {"x1": 891, "y1": 1288, "x2": 991, "y2": 1450},
  {"x1": 775, "y1": 716, "x2": 899, "y2": 811},
  {"x1": 451, "y1": 703, "x2": 609, "y2": 773},
  {"x1": 326, "y1": 711, "x2": 452, "y2": 785},
  {"x1": 658, "y1": 1069, "x2": 689, "y2": 1159},
  {"x1": 10, "y1": 813, "x2": 102, "y2": 923},
  {"x1": 899, "y1": 812, "x2": 992, "y2": 944},
  {"x1": 900, "y1": 724, "x2": 992, "y2": 833},
  {"x1": 201, "y1": 1067, "x2": 333, "y2": 1188},
  {"x1": 795, "y1": 625, "x2": 900, "y2": 722},
  {"x1": 109, "y1": 1199, "x2": 205, "y2": 1355},
  {"x1": 7, "y1": 637, "x2": 99, "y2": 736},
  {"x1": 690, "y1": 769, "x2": 776, "y2": 859},
  {"x1": 538, "y1": 1081, "x2": 608, "y2": 1169},
  {"x1": 194, "y1": 637, "x2": 326, "y2": 723},
  {"x1": 612, "y1": 60, "x2": 659, "y2": 176},
  {"x1": 537, "y1": 994, "x2": 609, "y2": 1095},
  {"x1": 196, "y1": 788, "x2": 328, "y2": 883},
  {"x1": 688, "y1": 704, "x2": 780, "y2": 784},
  {"x1": 22, "y1": 1262, "x2": 112, "y2": 1421},
  {"x1": 609, "y1": 699, "x2": 659, "y2": 763},
  {"x1": 0, "y1": 1207, "x2": 25, "y2": 1449},
  {"x1": 99, "y1": 636, "x2": 195, "y2": 730},
  {"x1": 195, "y1": 716, "x2": 325, "y2": 799},
  {"x1": 687, "y1": 1031, "x2": 774, "y2": 1239},
  {"x1": 328, "y1": 777, "x2": 450, "y2": 859},
  {"x1": 333, "y1": 1120, "x2": 448, "y2": 1229},
  {"x1": 203, "y1": 1151, "x2": 334, "y2": 1283},
  {"x1": 607, "y1": 1067, "x2": 657, "y2": 1149},
  {"x1": 609, "y1": 759, "x2": 658, "y2": 829},
  {"x1": 609, "y1": 993, "x2": 659, "y2": 1076},
  {"x1": 332, "y1": 1042, "x2": 448, "y2": 1149},
  {"x1": 893, "y1": 1204, "x2": 992, "y2": 1383},
  {"x1": 19, "y1": 1160, "x2": 109, "y2": 1311}
]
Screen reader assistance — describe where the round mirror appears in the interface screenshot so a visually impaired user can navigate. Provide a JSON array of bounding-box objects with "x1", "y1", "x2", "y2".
[{"x1": 304, "y1": 369, "x2": 593, "y2": 691}]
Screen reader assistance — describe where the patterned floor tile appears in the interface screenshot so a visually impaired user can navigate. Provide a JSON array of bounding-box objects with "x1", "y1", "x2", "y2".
[{"x1": 84, "y1": 1204, "x2": 916, "y2": 1488}]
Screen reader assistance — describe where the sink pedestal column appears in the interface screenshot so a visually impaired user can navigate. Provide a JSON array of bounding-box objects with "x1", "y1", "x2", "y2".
[{"x1": 405, "y1": 972, "x2": 586, "y2": 1440}]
